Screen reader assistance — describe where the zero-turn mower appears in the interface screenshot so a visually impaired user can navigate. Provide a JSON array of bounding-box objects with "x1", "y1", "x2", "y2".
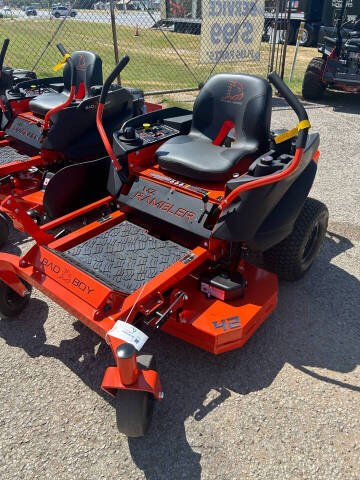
[
  {"x1": 0, "y1": 38, "x2": 37, "y2": 98},
  {"x1": 302, "y1": 0, "x2": 360, "y2": 100},
  {"x1": 0, "y1": 43, "x2": 155, "y2": 246},
  {"x1": 0, "y1": 37, "x2": 39, "y2": 128},
  {"x1": 0, "y1": 57, "x2": 328, "y2": 437}
]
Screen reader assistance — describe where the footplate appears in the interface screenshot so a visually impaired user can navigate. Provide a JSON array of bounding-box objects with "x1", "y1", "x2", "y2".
[
  {"x1": 58, "y1": 221, "x2": 190, "y2": 294},
  {"x1": 0, "y1": 146, "x2": 32, "y2": 165}
]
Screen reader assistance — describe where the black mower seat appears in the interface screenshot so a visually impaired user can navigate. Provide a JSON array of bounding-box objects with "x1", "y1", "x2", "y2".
[
  {"x1": 157, "y1": 135, "x2": 257, "y2": 181},
  {"x1": 29, "y1": 50, "x2": 102, "y2": 116},
  {"x1": 29, "y1": 92, "x2": 70, "y2": 116},
  {"x1": 156, "y1": 73, "x2": 272, "y2": 182}
]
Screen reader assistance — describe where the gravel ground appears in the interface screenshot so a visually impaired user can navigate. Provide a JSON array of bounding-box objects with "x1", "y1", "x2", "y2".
[{"x1": 0, "y1": 91, "x2": 359, "y2": 480}]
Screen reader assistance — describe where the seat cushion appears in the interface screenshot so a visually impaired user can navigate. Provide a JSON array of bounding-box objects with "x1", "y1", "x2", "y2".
[
  {"x1": 156, "y1": 135, "x2": 257, "y2": 182},
  {"x1": 29, "y1": 92, "x2": 69, "y2": 116}
]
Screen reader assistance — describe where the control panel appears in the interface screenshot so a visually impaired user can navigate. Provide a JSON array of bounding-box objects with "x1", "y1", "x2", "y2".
[
  {"x1": 119, "y1": 121, "x2": 178, "y2": 146},
  {"x1": 113, "y1": 106, "x2": 193, "y2": 157},
  {"x1": 6, "y1": 77, "x2": 64, "y2": 101},
  {"x1": 24, "y1": 86, "x2": 57, "y2": 97},
  {"x1": 8, "y1": 85, "x2": 59, "y2": 101}
]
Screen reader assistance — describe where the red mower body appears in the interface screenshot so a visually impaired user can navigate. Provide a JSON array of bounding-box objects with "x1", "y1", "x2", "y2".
[{"x1": 0, "y1": 65, "x2": 328, "y2": 437}]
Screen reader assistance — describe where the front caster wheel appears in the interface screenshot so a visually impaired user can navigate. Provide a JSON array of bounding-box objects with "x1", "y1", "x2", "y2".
[
  {"x1": 0, "y1": 279, "x2": 32, "y2": 319},
  {"x1": 115, "y1": 354, "x2": 156, "y2": 438},
  {"x1": 0, "y1": 213, "x2": 10, "y2": 248},
  {"x1": 263, "y1": 198, "x2": 328, "y2": 281}
]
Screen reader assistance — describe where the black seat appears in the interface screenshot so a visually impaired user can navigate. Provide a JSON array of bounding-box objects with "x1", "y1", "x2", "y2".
[
  {"x1": 156, "y1": 73, "x2": 272, "y2": 182},
  {"x1": 29, "y1": 51, "x2": 103, "y2": 116}
]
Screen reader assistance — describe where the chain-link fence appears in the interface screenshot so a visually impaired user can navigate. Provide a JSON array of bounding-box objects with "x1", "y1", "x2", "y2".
[{"x1": 0, "y1": 0, "x2": 286, "y2": 98}]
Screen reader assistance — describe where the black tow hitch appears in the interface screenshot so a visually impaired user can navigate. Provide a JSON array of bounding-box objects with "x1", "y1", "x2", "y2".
[{"x1": 153, "y1": 291, "x2": 188, "y2": 329}]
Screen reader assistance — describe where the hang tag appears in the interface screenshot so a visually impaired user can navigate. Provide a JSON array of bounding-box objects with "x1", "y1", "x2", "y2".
[
  {"x1": 53, "y1": 53, "x2": 71, "y2": 72},
  {"x1": 274, "y1": 120, "x2": 311, "y2": 144},
  {"x1": 107, "y1": 321, "x2": 148, "y2": 351}
]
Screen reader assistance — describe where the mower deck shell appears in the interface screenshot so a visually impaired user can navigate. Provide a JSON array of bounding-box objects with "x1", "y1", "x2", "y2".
[
  {"x1": 161, "y1": 263, "x2": 278, "y2": 354},
  {"x1": 0, "y1": 197, "x2": 278, "y2": 356}
]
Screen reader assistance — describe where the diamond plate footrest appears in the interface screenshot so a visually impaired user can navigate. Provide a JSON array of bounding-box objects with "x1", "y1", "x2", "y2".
[
  {"x1": 58, "y1": 221, "x2": 190, "y2": 294},
  {"x1": 0, "y1": 146, "x2": 32, "y2": 165}
]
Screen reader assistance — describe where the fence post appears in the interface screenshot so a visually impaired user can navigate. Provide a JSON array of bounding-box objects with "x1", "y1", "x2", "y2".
[
  {"x1": 110, "y1": 0, "x2": 121, "y2": 85},
  {"x1": 289, "y1": 21, "x2": 305, "y2": 82},
  {"x1": 280, "y1": 0, "x2": 292, "y2": 80},
  {"x1": 269, "y1": 0, "x2": 281, "y2": 73}
]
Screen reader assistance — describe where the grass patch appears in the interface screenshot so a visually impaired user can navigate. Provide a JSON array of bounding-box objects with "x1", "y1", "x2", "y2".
[
  {"x1": 283, "y1": 44, "x2": 318, "y2": 95},
  {"x1": 0, "y1": 17, "x2": 316, "y2": 97}
]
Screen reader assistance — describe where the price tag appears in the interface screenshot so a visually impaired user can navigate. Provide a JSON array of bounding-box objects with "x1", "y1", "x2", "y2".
[{"x1": 107, "y1": 321, "x2": 148, "y2": 351}]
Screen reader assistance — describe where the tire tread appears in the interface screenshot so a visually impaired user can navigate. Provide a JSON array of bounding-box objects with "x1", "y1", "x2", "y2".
[
  {"x1": 263, "y1": 198, "x2": 328, "y2": 281},
  {"x1": 302, "y1": 57, "x2": 326, "y2": 100}
]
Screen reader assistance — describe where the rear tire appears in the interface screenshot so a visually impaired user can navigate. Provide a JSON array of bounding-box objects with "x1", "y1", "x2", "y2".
[
  {"x1": 54, "y1": 12, "x2": 60, "y2": 18},
  {"x1": 0, "y1": 279, "x2": 32, "y2": 319},
  {"x1": 302, "y1": 57, "x2": 326, "y2": 100},
  {"x1": 263, "y1": 198, "x2": 328, "y2": 281},
  {"x1": 0, "y1": 213, "x2": 10, "y2": 248},
  {"x1": 115, "y1": 354, "x2": 156, "y2": 438}
]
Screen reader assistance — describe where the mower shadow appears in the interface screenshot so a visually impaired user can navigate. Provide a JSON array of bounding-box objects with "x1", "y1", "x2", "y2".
[
  {"x1": 1, "y1": 226, "x2": 30, "y2": 256},
  {"x1": 318, "y1": 90, "x2": 360, "y2": 114},
  {"x1": 304, "y1": 90, "x2": 360, "y2": 115},
  {"x1": 272, "y1": 93, "x2": 360, "y2": 115},
  {"x1": 127, "y1": 229, "x2": 360, "y2": 479},
  {"x1": 317, "y1": 91, "x2": 360, "y2": 115},
  {"x1": 0, "y1": 230, "x2": 358, "y2": 480},
  {"x1": 0, "y1": 300, "x2": 115, "y2": 405}
]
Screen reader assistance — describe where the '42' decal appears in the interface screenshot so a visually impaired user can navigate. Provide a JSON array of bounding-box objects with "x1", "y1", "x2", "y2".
[{"x1": 213, "y1": 316, "x2": 241, "y2": 332}]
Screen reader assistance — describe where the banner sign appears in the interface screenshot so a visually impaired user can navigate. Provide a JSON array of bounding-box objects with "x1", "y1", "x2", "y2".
[{"x1": 199, "y1": 0, "x2": 265, "y2": 64}]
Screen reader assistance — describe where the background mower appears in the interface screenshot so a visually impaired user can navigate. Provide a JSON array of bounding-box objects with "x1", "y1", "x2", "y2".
[
  {"x1": 0, "y1": 37, "x2": 64, "y2": 129},
  {"x1": 0, "y1": 58, "x2": 328, "y2": 437},
  {"x1": 0, "y1": 38, "x2": 37, "y2": 97},
  {"x1": 0, "y1": 43, "x2": 157, "y2": 247},
  {"x1": 303, "y1": 0, "x2": 360, "y2": 100},
  {"x1": 0, "y1": 37, "x2": 40, "y2": 128}
]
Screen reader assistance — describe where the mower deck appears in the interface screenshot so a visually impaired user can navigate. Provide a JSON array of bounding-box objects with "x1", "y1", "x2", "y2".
[
  {"x1": 1, "y1": 193, "x2": 279, "y2": 355},
  {"x1": 58, "y1": 221, "x2": 190, "y2": 294}
]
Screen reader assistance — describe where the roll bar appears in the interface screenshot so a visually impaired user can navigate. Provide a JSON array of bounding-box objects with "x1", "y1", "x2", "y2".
[
  {"x1": 0, "y1": 38, "x2": 10, "y2": 72},
  {"x1": 56, "y1": 42, "x2": 67, "y2": 58},
  {"x1": 96, "y1": 55, "x2": 130, "y2": 171},
  {"x1": 43, "y1": 43, "x2": 76, "y2": 132},
  {"x1": 99, "y1": 55, "x2": 129, "y2": 105},
  {"x1": 268, "y1": 71, "x2": 309, "y2": 149}
]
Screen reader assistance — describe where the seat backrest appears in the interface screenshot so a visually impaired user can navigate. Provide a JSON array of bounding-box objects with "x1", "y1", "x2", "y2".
[
  {"x1": 43, "y1": 87, "x2": 134, "y2": 155},
  {"x1": 63, "y1": 50, "x2": 103, "y2": 98},
  {"x1": 191, "y1": 73, "x2": 272, "y2": 150}
]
